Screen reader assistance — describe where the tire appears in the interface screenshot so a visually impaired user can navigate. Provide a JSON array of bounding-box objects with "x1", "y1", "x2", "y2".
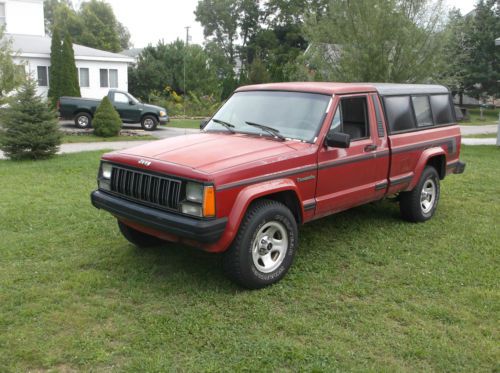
[
  {"x1": 223, "y1": 199, "x2": 298, "y2": 289},
  {"x1": 141, "y1": 115, "x2": 158, "y2": 131},
  {"x1": 74, "y1": 112, "x2": 92, "y2": 128},
  {"x1": 118, "y1": 220, "x2": 164, "y2": 247},
  {"x1": 400, "y1": 166, "x2": 440, "y2": 222}
]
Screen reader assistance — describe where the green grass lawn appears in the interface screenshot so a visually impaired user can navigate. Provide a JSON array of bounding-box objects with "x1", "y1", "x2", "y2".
[
  {"x1": 167, "y1": 118, "x2": 203, "y2": 129},
  {"x1": 62, "y1": 134, "x2": 157, "y2": 143},
  {"x1": 460, "y1": 108, "x2": 499, "y2": 126},
  {"x1": 0, "y1": 146, "x2": 498, "y2": 371}
]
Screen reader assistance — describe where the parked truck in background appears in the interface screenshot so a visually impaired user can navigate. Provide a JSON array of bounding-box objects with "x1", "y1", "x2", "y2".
[
  {"x1": 91, "y1": 82, "x2": 466, "y2": 289},
  {"x1": 58, "y1": 90, "x2": 168, "y2": 131}
]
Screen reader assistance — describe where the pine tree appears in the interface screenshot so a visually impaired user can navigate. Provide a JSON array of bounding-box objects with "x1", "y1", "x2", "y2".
[
  {"x1": 60, "y1": 33, "x2": 81, "y2": 98},
  {"x1": 92, "y1": 96, "x2": 122, "y2": 137},
  {"x1": 0, "y1": 79, "x2": 62, "y2": 160},
  {"x1": 47, "y1": 27, "x2": 62, "y2": 107}
]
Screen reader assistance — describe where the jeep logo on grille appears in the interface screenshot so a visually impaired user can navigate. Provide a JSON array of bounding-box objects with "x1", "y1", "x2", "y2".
[{"x1": 138, "y1": 159, "x2": 151, "y2": 167}]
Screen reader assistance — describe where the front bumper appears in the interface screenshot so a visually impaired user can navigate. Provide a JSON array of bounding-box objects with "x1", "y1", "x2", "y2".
[
  {"x1": 159, "y1": 115, "x2": 169, "y2": 124},
  {"x1": 91, "y1": 190, "x2": 227, "y2": 243}
]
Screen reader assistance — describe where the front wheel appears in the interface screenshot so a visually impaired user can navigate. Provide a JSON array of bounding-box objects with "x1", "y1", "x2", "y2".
[
  {"x1": 141, "y1": 115, "x2": 158, "y2": 131},
  {"x1": 400, "y1": 166, "x2": 440, "y2": 222},
  {"x1": 223, "y1": 200, "x2": 298, "y2": 289}
]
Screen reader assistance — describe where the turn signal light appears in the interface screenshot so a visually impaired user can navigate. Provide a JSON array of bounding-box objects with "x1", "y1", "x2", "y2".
[{"x1": 203, "y1": 186, "x2": 216, "y2": 217}]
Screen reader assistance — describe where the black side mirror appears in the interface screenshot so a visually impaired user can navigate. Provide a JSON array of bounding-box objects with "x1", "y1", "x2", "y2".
[
  {"x1": 326, "y1": 131, "x2": 351, "y2": 148},
  {"x1": 200, "y1": 119, "x2": 209, "y2": 130},
  {"x1": 129, "y1": 100, "x2": 134, "y2": 105}
]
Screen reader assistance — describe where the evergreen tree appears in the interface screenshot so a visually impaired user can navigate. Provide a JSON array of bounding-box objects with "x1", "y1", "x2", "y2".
[
  {"x1": 60, "y1": 33, "x2": 81, "y2": 97},
  {"x1": 0, "y1": 79, "x2": 62, "y2": 160},
  {"x1": 47, "y1": 27, "x2": 62, "y2": 107},
  {"x1": 92, "y1": 96, "x2": 122, "y2": 137}
]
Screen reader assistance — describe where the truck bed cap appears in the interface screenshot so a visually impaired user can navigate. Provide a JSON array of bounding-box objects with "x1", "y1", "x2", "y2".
[{"x1": 236, "y1": 82, "x2": 449, "y2": 96}]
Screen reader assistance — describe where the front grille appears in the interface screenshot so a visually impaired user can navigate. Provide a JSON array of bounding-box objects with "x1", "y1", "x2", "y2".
[{"x1": 110, "y1": 166, "x2": 182, "y2": 210}]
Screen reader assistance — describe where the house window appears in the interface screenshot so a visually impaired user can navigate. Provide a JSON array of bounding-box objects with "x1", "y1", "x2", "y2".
[
  {"x1": 37, "y1": 66, "x2": 49, "y2": 87},
  {"x1": 0, "y1": 3, "x2": 6, "y2": 27},
  {"x1": 100, "y1": 68, "x2": 118, "y2": 88},
  {"x1": 109, "y1": 69, "x2": 118, "y2": 88},
  {"x1": 79, "y1": 68, "x2": 89, "y2": 87}
]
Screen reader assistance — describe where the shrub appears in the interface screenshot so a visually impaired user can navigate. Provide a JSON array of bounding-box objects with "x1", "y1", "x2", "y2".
[
  {"x1": 0, "y1": 79, "x2": 61, "y2": 160},
  {"x1": 92, "y1": 96, "x2": 122, "y2": 137}
]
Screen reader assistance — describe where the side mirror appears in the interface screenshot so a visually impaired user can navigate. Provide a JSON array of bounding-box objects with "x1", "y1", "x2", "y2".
[
  {"x1": 129, "y1": 100, "x2": 134, "y2": 105},
  {"x1": 326, "y1": 131, "x2": 351, "y2": 148},
  {"x1": 200, "y1": 119, "x2": 209, "y2": 130}
]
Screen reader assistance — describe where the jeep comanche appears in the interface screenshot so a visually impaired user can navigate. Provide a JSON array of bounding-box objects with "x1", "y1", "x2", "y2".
[
  {"x1": 91, "y1": 82, "x2": 465, "y2": 289},
  {"x1": 58, "y1": 90, "x2": 168, "y2": 131}
]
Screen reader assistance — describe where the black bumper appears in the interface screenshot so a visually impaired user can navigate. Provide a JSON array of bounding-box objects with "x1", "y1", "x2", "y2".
[
  {"x1": 91, "y1": 190, "x2": 227, "y2": 243},
  {"x1": 454, "y1": 161, "x2": 466, "y2": 174}
]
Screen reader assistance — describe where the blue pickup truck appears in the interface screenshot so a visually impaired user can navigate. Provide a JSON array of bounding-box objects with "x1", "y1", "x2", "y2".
[{"x1": 58, "y1": 90, "x2": 169, "y2": 131}]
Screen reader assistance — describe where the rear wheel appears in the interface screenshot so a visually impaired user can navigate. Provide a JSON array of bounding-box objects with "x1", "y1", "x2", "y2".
[
  {"x1": 223, "y1": 200, "x2": 298, "y2": 289},
  {"x1": 141, "y1": 115, "x2": 158, "y2": 131},
  {"x1": 118, "y1": 220, "x2": 164, "y2": 247},
  {"x1": 400, "y1": 166, "x2": 440, "y2": 222},
  {"x1": 74, "y1": 112, "x2": 92, "y2": 128}
]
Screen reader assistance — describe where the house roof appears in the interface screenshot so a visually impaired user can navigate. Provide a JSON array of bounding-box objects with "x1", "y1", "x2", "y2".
[
  {"x1": 120, "y1": 48, "x2": 143, "y2": 58},
  {"x1": 236, "y1": 82, "x2": 449, "y2": 96},
  {"x1": 9, "y1": 34, "x2": 135, "y2": 63}
]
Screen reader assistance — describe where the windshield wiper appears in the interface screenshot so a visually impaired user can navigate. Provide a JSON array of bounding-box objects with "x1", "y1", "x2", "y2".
[
  {"x1": 245, "y1": 121, "x2": 286, "y2": 141},
  {"x1": 212, "y1": 118, "x2": 235, "y2": 133}
]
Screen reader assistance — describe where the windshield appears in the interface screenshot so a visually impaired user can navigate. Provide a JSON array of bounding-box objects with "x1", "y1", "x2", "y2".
[
  {"x1": 128, "y1": 93, "x2": 140, "y2": 104},
  {"x1": 204, "y1": 91, "x2": 331, "y2": 142}
]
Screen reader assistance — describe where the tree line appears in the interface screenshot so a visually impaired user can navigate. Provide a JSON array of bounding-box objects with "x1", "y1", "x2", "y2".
[{"x1": 130, "y1": 0, "x2": 498, "y2": 104}]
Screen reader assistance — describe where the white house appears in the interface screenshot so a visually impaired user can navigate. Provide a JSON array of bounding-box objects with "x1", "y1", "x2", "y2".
[{"x1": 1, "y1": 0, "x2": 134, "y2": 98}]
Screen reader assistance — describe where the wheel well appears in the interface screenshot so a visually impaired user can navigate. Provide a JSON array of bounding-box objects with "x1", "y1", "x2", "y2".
[
  {"x1": 254, "y1": 190, "x2": 302, "y2": 224},
  {"x1": 141, "y1": 113, "x2": 158, "y2": 122},
  {"x1": 426, "y1": 155, "x2": 446, "y2": 179},
  {"x1": 73, "y1": 110, "x2": 92, "y2": 118}
]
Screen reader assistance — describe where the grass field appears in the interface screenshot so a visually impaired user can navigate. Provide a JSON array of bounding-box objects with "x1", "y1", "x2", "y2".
[
  {"x1": 0, "y1": 146, "x2": 498, "y2": 371},
  {"x1": 62, "y1": 134, "x2": 157, "y2": 143},
  {"x1": 463, "y1": 133, "x2": 497, "y2": 139},
  {"x1": 460, "y1": 108, "x2": 499, "y2": 126}
]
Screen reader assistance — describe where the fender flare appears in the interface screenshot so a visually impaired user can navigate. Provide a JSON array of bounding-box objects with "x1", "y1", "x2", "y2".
[
  {"x1": 206, "y1": 179, "x2": 303, "y2": 253},
  {"x1": 408, "y1": 147, "x2": 446, "y2": 190}
]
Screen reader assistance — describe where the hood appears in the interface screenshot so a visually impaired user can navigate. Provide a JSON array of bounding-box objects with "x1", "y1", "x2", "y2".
[
  {"x1": 142, "y1": 103, "x2": 165, "y2": 112},
  {"x1": 117, "y1": 132, "x2": 305, "y2": 174}
]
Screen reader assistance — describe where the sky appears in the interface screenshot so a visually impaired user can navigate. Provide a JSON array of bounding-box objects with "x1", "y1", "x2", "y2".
[{"x1": 102, "y1": 0, "x2": 477, "y2": 50}]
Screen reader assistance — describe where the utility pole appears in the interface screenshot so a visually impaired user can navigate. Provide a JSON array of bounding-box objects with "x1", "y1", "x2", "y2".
[{"x1": 183, "y1": 26, "x2": 190, "y2": 117}]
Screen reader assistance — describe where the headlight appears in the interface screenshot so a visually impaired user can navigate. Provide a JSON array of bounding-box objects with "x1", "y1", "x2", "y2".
[
  {"x1": 181, "y1": 183, "x2": 215, "y2": 218},
  {"x1": 101, "y1": 162, "x2": 112, "y2": 179},
  {"x1": 159, "y1": 110, "x2": 167, "y2": 117},
  {"x1": 181, "y1": 202, "x2": 203, "y2": 217},
  {"x1": 186, "y1": 182, "x2": 203, "y2": 203}
]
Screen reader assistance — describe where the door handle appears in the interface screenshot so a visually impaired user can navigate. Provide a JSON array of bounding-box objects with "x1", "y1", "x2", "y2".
[{"x1": 364, "y1": 144, "x2": 377, "y2": 152}]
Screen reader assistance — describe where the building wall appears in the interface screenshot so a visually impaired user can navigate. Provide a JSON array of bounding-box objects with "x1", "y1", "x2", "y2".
[
  {"x1": 3, "y1": 0, "x2": 44, "y2": 36},
  {"x1": 13, "y1": 56, "x2": 129, "y2": 99}
]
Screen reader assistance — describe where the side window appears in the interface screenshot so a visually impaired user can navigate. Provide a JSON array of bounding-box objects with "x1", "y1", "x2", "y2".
[
  {"x1": 330, "y1": 96, "x2": 370, "y2": 141},
  {"x1": 384, "y1": 96, "x2": 416, "y2": 133},
  {"x1": 430, "y1": 94, "x2": 454, "y2": 125},
  {"x1": 114, "y1": 92, "x2": 129, "y2": 104},
  {"x1": 412, "y1": 96, "x2": 433, "y2": 127}
]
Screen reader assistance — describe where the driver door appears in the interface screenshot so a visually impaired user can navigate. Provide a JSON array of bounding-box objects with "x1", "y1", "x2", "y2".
[
  {"x1": 315, "y1": 94, "x2": 389, "y2": 216},
  {"x1": 112, "y1": 92, "x2": 141, "y2": 123}
]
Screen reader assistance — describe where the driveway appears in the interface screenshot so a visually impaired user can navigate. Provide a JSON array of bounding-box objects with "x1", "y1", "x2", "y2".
[{"x1": 460, "y1": 124, "x2": 498, "y2": 136}]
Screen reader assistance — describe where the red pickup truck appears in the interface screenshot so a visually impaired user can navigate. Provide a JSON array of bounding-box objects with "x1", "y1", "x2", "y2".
[{"x1": 91, "y1": 82, "x2": 465, "y2": 289}]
